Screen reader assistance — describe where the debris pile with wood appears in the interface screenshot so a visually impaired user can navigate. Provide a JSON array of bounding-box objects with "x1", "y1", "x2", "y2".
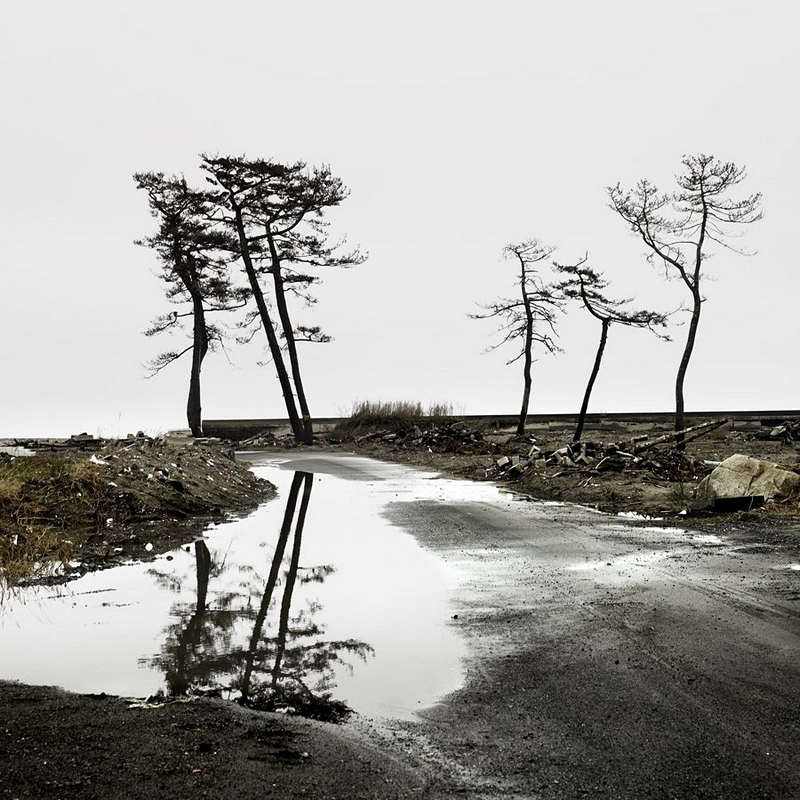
[
  {"x1": 757, "y1": 420, "x2": 800, "y2": 444},
  {"x1": 489, "y1": 419, "x2": 728, "y2": 483},
  {"x1": 351, "y1": 421, "x2": 497, "y2": 454}
]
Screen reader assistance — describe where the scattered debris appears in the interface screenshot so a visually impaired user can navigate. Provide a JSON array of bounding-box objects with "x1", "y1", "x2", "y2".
[
  {"x1": 628, "y1": 419, "x2": 728, "y2": 452},
  {"x1": 68, "y1": 432, "x2": 103, "y2": 448},
  {"x1": 757, "y1": 420, "x2": 800, "y2": 444},
  {"x1": 238, "y1": 430, "x2": 288, "y2": 448},
  {"x1": 355, "y1": 421, "x2": 495, "y2": 454},
  {"x1": 489, "y1": 422, "x2": 727, "y2": 483}
]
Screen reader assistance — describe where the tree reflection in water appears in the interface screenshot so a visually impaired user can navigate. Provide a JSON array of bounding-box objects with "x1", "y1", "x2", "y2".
[{"x1": 144, "y1": 471, "x2": 374, "y2": 721}]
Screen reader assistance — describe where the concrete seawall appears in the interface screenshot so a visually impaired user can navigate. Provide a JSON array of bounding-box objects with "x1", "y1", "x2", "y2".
[{"x1": 202, "y1": 410, "x2": 800, "y2": 441}]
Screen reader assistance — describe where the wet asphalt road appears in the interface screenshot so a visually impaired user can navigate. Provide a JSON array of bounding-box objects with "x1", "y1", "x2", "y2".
[
  {"x1": 382, "y1": 483, "x2": 800, "y2": 798},
  {"x1": 275, "y1": 452, "x2": 800, "y2": 799}
]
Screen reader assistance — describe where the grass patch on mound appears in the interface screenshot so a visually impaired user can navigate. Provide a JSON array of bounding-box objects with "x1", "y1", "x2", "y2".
[
  {"x1": 0, "y1": 454, "x2": 90, "y2": 584},
  {"x1": 332, "y1": 400, "x2": 455, "y2": 436}
]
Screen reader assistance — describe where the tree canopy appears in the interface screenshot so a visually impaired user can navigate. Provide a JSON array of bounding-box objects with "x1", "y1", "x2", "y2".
[
  {"x1": 201, "y1": 155, "x2": 365, "y2": 443},
  {"x1": 134, "y1": 171, "x2": 246, "y2": 435},
  {"x1": 136, "y1": 156, "x2": 364, "y2": 442}
]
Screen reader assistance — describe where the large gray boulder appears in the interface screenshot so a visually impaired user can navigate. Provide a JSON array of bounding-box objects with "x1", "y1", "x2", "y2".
[{"x1": 693, "y1": 454, "x2": 800, "y2": 510}]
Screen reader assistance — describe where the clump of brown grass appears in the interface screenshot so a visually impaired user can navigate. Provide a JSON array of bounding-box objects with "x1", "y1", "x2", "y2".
[
  {"x1": 333, "y1": 400, "x2": 455, "y2": 436},
  {"x1": 0, "y1": 454, "x2": 94, "y2": 585},
  {"x1": 0, "y1": 523, "x2": 75, "y2": 586}
]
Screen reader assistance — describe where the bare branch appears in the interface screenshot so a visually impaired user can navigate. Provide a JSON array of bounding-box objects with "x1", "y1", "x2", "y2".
[
  {"x1": 292, "y1": 325, "x2": 332, "y2": 344},
  {"x1": 143, "y1": 345, "x2": 193, "y2": 377},
  {"x1": 553, "y1": 256, "x2": 671, "y2": 339}
]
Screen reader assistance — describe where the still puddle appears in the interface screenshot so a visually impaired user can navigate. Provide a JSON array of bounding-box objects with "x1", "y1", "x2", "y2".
[{"x1": 0, "y1": 453, "x2": 470, "y2": 720}]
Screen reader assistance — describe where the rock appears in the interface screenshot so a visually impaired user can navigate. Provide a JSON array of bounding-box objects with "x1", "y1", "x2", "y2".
[{"x1": 692, "y1": 454, "x2": 800, "y2": 510}]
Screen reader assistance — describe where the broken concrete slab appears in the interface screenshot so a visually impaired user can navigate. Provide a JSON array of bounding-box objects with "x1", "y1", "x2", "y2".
[{"x1": 692, "y1": 454, "x2": 800, "y2": 510}]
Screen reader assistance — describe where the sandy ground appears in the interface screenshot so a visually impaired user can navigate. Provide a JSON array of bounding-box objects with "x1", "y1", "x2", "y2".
[{"x1": 2, "y1": 445, "x2": 799, "y2": 798}]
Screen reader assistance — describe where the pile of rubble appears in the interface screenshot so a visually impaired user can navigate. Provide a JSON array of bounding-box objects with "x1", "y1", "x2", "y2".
[
  {"x1": 3, "y1": 432, "x2": 107, "y2": 452},
  {"x1": 490, "y1": 419, "x2": 727, "y2": 482},
  {"x1": 757, "y1": 420, "x2": 800, "y2": 444},
  {"x1": 238, "y1": 430, "x2": 288, "y2": 448},
  {"x1": 14, "y1": 438, "x2": 275, "y2": 537},
  {"x1": 4, "y1": 437, "x2": 277, "y2": 586},
  {"x1": 354, "y1": 421, "x2": 495, "y2": 454}
]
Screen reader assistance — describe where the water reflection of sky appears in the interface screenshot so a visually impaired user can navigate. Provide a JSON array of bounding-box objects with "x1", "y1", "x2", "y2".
[{"x1": 0, "y1": 454, "x2": 470, "y2": 720}]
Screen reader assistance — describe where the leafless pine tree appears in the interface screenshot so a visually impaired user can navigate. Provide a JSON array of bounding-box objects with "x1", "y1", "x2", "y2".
[
  {"x1": 608, "y1": 154, "x2": 761, "y2": 448},
  {"x1": 472, "y1": 241, "x2": 563, "y2": 436},
  {"x1": 555, "y1": 256, "x2": 669, "y2": 443}
]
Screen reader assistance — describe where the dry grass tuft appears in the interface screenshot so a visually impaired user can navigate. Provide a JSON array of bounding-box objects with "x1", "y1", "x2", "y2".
[
  {"x1": 333, "y1": 400, "x2": 455, "y2": 436},
  {"x1": 0, "y1": 524, "x2": 75, "y2": 586},
  {"x1": 0, "y1": 454, "x2": 93, "y2": 584}
]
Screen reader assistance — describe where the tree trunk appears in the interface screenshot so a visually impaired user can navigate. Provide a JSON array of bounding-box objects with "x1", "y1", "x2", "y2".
[
  {"x1": 186, "y1": 292, "x2": 209, "y2": 437},
  {"x1": 675, "y1": 290, "x2": 702, "y2": 450},
  {"x1": 240, "y1": 471, "x2": 303, "y2": 700},
  {"x1": 194, "y1": 540, "x2": 211, "y2": 614},
  {"x1": 516, "y1": 270, "x2": 535, "y2": 437},
  {"x1": 517, "y1": 364, "x2": 532, "y2": 437},
  {"x1": 166, "y1": 539, "x2": 212, "y2": 695},
  {"x1": 574, "y1": 319, "x2": 609, "y2": 443},
  {"x1": 230, "y1": 207, "x2": 305, "y2": 442},
  {"x1": 271, "y1": 472, "x2": 313, "y2": 688},
  {"x1": 675, "y1": 200, "x2": 708, "y2": 450},
  {"x1": 267, "y1": 232, "x2": 314, "y2": 444}
]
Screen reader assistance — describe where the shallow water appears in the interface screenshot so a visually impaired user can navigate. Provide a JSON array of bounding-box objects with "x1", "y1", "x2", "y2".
[{"x1": 0, "y1": 453, "x2": 479, "y2": 719}]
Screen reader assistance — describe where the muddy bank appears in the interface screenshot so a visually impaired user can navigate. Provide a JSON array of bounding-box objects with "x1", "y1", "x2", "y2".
[
  {"x1": 0, "y1": 681, "x2": 428, "y2": 800},
  {"x1": 1, "y1": 437, "x2": 275, "y2": 585}
]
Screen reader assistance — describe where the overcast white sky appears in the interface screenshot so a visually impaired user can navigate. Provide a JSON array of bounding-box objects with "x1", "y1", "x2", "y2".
[{"x1": 1, "y1": 1, "x2": 796, "y2": 438}]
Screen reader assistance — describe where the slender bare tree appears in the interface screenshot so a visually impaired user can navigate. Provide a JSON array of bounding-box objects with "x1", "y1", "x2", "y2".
[
  {"x1": 472, "y1": 240, "x2": 563, "y2": 436},
  {"x1": 608, "y1": 154, "x2": 761, "y2": 448},
  {"x1": 555, "y1": 256, "x2": 670, "y2": 443}
]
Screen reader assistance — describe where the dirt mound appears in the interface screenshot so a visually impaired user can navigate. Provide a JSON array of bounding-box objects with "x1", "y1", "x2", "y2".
[{"x1": 2, "y1": 438, "x2": 275, "y2": 585}]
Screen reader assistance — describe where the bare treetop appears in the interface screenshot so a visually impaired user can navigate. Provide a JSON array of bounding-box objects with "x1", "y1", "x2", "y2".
[
  {"x1": 608, "y1": 154, "x2": 762, "y2": 287},
  {"x1": 607, "y1": 153, "x2": 761, "y2": 446},
  {"x1": 472, "y1": 239, "x2": 564, "y2": 435}
]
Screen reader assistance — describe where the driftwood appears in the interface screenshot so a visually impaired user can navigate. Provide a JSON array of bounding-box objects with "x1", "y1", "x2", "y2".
[
  {"x1": 631, "y1": 419, "x2": 728, "y2": 453},
  {"x1": 355, "y1": 430, "x2": 390, "y2": 443}
]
